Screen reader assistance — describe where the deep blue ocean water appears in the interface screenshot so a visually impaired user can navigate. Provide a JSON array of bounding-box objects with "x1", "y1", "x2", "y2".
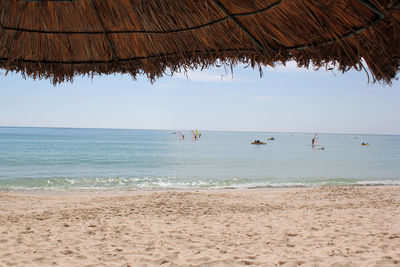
[{"x1": 0, "y1": 127, "x2": 399, "y2": 190}]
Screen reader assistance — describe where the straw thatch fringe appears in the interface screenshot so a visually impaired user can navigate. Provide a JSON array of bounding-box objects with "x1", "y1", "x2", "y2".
[
  {"x1": 90, "y1": 0, "x2": 119, "y2": 62},
  {"x1": 0, "y1": 0, "x2": 399, "y2": 85}
]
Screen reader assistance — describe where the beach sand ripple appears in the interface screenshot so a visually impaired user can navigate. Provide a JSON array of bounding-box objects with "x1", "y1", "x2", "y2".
[{"x1": 1, "y1": 186, "x2": 400, "y2": 266}]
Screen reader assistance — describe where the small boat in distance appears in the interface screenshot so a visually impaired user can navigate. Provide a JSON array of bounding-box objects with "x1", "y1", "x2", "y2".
[
  {"x1": 251, "y1": 140, "x2": 266, "y2": 145},
  {"x1": 267, "y1": 137, "x2": 275, "y2": 140},
  {"x1": 361, "y1": 142, "x2": 370, "y2": 146}
]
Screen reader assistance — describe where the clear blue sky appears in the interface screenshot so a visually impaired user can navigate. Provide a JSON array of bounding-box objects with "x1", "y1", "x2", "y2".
[{"x1": 1, "y1": 62, "x2": 399, "y2": 134}]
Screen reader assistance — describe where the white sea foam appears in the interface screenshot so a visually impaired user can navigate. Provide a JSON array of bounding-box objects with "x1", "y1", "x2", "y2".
[{"x1": 1, "y1": 127, "x2": 400, "y2": 191}]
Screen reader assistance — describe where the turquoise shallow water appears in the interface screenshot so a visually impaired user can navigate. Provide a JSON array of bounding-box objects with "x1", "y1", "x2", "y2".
[{"x1": 0, "y1": 127, "x2": 399, "y2": 190}]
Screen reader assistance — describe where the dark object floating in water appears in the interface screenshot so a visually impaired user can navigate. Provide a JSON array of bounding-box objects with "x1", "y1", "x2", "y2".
[
  {"x1": 251, "y1": 140, "x2": 266, "y2": 145},
  {"x1": 172, "y1": 132, "x2": 177, "y2": 134},
  {"x1": 361, "y1": 142, "x2": 370, "y2": 146},
  {"x1": 319, "y1": 147, "x2": 325, "y2": 150},
  {"x1": 267, "y1": 137, "x2": 275, "y2": 140}
]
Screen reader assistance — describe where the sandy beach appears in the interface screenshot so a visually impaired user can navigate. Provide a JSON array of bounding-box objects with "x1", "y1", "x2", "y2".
[{"x1": 1, "y1": 186, "x2": 399, "y2": 266}]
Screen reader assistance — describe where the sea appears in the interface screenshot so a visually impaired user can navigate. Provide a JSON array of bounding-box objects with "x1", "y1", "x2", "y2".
[{"x1": 0, "y1": 127, "x2": 399, "y2": 191}]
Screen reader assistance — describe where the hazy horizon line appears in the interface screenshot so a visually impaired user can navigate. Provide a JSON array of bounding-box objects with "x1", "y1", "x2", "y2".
[{"x1": 1, "y1": 125, "x2": 399, "y2": 136}]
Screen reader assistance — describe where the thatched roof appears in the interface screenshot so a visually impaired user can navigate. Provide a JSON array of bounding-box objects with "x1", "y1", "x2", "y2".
[{"x1": 0, "y1": 0, "x2": 399, "y2": 84}]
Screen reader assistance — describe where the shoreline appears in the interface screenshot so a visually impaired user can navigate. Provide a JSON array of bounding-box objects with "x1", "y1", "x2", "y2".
[
  {"x1": 1, "y1": 183, "x2": 400, "y2": 195},
  {"x1": 1, "y1": 185, "x2": 400, "y2": 266}
]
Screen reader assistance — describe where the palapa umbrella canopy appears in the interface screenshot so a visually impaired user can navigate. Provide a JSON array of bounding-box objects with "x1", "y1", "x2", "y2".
[{"x1": 0, "y1": 0, "x2": 399, "y2": 84}]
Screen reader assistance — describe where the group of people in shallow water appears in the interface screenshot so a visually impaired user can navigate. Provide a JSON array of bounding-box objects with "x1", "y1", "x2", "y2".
[
  {"x1": 251, "y1": 136, "x2": 277, "y2": 144},
  {"x1": 251, "y1": 135, "x2": 329, "y2": 149},
  {"x1": 251, "y1": 140, "x2": 266, "y2": 145},
  {"x1": 179, "y1": 132, "x2": 370, "y2": 148}
]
